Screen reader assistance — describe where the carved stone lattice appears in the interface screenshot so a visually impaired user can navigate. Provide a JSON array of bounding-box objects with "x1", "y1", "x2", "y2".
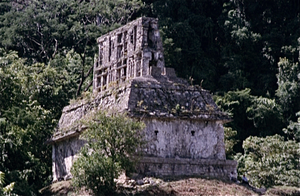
[{"x1": 93, "y1": 17, "x2": 165, "y2": 92}]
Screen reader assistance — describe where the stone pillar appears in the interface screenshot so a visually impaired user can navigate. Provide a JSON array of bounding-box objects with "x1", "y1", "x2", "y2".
[
  {"x1": 126, "y1": 63, "x2": 129, "y2": 79},
  {"x1": 52, "y1": 145, "x2": 57, "y2": 182},
  {"x1": 134, "y1": 58, "x2": 137, "y2": 78},
  {"x1": 100, "y1": 76, "x2": 103, "y2": 92},
  {"x1": 139, "y1": 60, "x2": 143, "y2": 77},
  {"x1": 107, "y1": 71, "x2": 109, "y2": 85},
  {"x1": 114, "y1": 66, "x2": 117, "y2": 83}
]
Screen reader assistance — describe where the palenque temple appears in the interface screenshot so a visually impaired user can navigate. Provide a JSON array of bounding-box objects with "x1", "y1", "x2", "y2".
[{"x1": 49, "y1": 17, "x2": 237, "y2": 182}]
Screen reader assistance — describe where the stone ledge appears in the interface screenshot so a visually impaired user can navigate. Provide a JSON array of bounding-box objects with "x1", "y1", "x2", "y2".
[
  {"x1": 140, "y1": 157, "x2": 235, "y2": 165},
  {"x1": 137, "y1": 157, "x2": 237, "y2": 179}
]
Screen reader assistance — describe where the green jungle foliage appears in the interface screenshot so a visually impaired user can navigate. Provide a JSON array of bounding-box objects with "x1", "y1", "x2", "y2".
[
  {"x1": 235, "y1": 135, "x2": 300, "y2": 188},
  {"x1": 71, "y1": 112, "x2": 145, "y2": 196},
  {"x1": 0, "y1": 171, "x2": 15, "y2": 196},
  {"x1": 0, "y1": 49, "x2": 77, "y2": 195},
  {"x1": 0, "y1": 0, "x2": 300, "y2": 192},
  {"x1": 284, "y1": 111, "x2": 300, "y2": 141}
]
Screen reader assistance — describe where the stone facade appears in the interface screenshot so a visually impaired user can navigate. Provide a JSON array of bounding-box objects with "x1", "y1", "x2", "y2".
[
  {"x1": 93, "y1": 17, "x2": 164, "y2": 92},
  {"x1": 50, "y1": 17, "x2": 237, "y2": 182},
  {"x1": 137, "y1": 157, "x2": 237, "y2": 177}
]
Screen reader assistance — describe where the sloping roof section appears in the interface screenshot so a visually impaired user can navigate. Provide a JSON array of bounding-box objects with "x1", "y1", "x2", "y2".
[{"x1": 127, "y1": 67, "x2": 230, "y2": 121}]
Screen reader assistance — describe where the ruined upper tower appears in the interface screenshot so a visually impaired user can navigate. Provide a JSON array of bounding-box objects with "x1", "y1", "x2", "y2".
[{"x1": 93, "y1": 17, "x2": 165, "y2": 92}]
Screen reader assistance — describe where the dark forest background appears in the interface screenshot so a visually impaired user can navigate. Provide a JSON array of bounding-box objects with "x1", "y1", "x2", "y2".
[{"x1": 1, "y1": 0, "x2": 300, "y2": 194}]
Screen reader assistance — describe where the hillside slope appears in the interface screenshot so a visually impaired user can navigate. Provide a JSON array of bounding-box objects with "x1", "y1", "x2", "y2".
[{"x1": 40, "y1": 176, "x2": 300, "y2": 196}]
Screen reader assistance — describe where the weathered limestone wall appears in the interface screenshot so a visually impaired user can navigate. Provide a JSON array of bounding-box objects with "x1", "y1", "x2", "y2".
[
  {"x1": 137, "y1": 157, "x2": 237, "y2": 178},
  {"x1": 52, "y1": 137, "x2": 85, "y2": 182},
  {"x1": 52, "y1": 118, "x2": 230, "y2": 182},
  {"x1": 143, "y1": 119, "x2": 226, "y2": 160}
]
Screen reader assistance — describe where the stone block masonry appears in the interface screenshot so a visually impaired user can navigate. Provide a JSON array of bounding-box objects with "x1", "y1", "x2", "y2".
[
  {"x1": 93, "y1": 17, "x2": 164, "y2": 92},
  {"x1": 50, "y1": 17, "x2": 236, "y2": 182},
  {"x1": 137, "y1": 157, "x2": 237, "y2": 178}
]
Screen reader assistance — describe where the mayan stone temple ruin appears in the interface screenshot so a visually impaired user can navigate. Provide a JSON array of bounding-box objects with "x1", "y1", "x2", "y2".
[{"x1": 49, "y1": 17, "x2": 237, "y2": 182}]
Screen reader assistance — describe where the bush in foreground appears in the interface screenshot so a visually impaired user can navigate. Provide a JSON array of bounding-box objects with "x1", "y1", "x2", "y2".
[{"x1": 71, "y1": 111, "x2": 145, "y2": 196}]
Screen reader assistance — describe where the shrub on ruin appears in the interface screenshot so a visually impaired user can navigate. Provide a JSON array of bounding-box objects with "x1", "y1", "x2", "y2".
[{"x1": 71, "y1": 111, "x2": 145, "y2": 196}]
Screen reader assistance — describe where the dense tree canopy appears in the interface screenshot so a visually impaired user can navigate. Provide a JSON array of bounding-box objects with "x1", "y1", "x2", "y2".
[
  {"x1": 1, "y1": 0, "x2": 300, "y2": 192},
  {"x1": 236, "y1": 135, "x2": 300, "y2": 188}
]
